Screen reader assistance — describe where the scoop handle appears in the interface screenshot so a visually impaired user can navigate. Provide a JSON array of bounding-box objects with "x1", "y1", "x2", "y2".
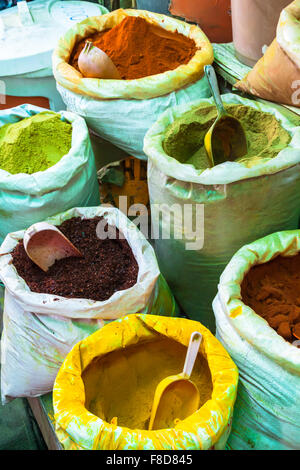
[
  {"x1": 204, "y1": 65, "x2": 227, "y2": 117},
  {"x1": 182, "y1": 332, "x2": 202, "y2": 379},
  {"x1": 18, "y1": 0, "x2": 34, "y2": 26}
]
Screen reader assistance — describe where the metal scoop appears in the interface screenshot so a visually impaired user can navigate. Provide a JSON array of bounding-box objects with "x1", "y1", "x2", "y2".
[
  {"x1": 204, "y1": 65, "x2": 248, "y2": 167},
  {"x1": 78, "y1": 41, "x2": 121, "y2": 79},
  {"x1": 148, "y1": 331, "x2": 202, "y2": 431},
  {"x1": 23, "y1": 222, "x2": 83, "y2": 272}
]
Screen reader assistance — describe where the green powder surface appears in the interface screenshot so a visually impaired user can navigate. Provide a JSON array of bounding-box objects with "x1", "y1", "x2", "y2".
[
  {"x1": 0, "y1": 112, "x2": 72, "y2": 175},
  {"x1": 163, "y1": 104, "x2": 291, "y2": 169}
]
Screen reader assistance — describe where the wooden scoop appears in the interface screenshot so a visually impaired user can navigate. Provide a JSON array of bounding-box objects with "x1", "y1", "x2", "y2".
[
  {"x1": 204, "y1": 65, "x2": 248, "y2": 167},
  {"x1": 148, "y1": 331, "x2": 202, "y2": 431},
  {"x1": 23, "y1": 222, "x2": 82, "y2": 272},
  {"x1": 78, "y1": 41, "x2": 121, "y2": 79}
]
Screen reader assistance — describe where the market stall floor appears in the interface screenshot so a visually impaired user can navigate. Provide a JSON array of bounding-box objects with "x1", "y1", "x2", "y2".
[
  {"x1": 0, "y1": 290, "x2": 46, "y2": 450},
  {"x1": 0, "y1": 394, "x2": 47, "y2": 450}
]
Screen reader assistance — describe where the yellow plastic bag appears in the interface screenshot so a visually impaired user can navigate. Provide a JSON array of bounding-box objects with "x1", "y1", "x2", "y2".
[
  {"x1": 52, "y1": 8, "x2": 213, "y2": 101},
  {"x1": 53, "y1": 314, "x2": 238, "y2": 450}
]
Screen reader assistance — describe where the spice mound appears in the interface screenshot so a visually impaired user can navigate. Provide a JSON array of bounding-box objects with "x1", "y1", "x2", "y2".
[
  {"x1": 70, "y1": 16, "x2": 197, "y2": 80},
  {"x1": 163, "y1": 104, "x2": 291, "y2": 169},
  {"x1": 83, "y1": 337, "x2": 212, "y2": 430},
  {"x1": 0, "y1": 113, "x2": 72, "y2": 175},
  {"x1": 241, "y1": 254, "x2": 300, "y2": 344},
  {"x1": 12, "y1": 217, "x2": 138, "y2": 301}
]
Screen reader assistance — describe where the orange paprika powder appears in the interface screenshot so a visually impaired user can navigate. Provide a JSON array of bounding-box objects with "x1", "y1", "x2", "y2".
[{"x1": 70, "y1": 16, "x2": 197, "y2": 80}]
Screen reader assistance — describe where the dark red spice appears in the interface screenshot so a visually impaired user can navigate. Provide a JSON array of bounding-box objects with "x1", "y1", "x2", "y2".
[{"x1": 12, "y1": 217, "x2": 139, "y2": 301}]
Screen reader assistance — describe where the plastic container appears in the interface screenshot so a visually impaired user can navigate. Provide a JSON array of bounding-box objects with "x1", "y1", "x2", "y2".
[
  {"x1": 0, "y1": 0, "x2": 108, "y2": 111},
  {"x1": 231, "y1": 0, "x2": 291, "y2": 66},
  {"x1": 136, "y1": 0, "x2": 170, "y2": 15},
  {"x1": 169, "y1": 0, "x2": 232, "y2": 43}
]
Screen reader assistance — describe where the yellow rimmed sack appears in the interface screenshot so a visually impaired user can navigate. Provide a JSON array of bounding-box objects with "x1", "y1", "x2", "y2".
[
  {"x1": 213, "y1": 230, "x2": 300, "y2": 450},
  {"x1": 52, "y1": 8, "x2": 213, "y2": 159},
  {"x1": 144, "y1": 93, "x2": 300, "y2": 332},
  {"x1": 53, "y1": 313, "x2": 238, "y2": 450},
  {"x1": 0, "y1": 207, "x2": 177, "y2": 404}
]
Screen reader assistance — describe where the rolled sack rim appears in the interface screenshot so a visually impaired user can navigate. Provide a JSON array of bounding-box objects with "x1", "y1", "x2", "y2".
[
  {"x1": 53, "y1": 313, "x2": 239, "y2": 450},
  {"x1": 215, "y1": 229, "x2": 300, "y2": 375},
  {"x1": 0, "y1": 104, "x2": 94, "y2": 195},
  {"x1": 0, "y1": 206, "x2": 160, "y2": 320},
  {"x1": 143, "y1": 92, "x2": 300, "y2": 185},
  {"x1": 52, "y1": 8, "x2": 214, "y2": 101}
]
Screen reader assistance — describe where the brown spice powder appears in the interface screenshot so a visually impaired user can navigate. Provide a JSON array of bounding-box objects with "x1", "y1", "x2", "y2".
[
  {"x1": 11, "y1": 217, "x2": 138, "y2": 301},
  {"x1": 241, "y1": 254, "x2": 300, "y2": 343}
]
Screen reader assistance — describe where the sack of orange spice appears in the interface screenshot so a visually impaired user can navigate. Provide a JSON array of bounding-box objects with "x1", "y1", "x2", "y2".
[
  {"x1": 235, "y1": 0, "x2": 300, "y2": 107},
  {"x1": 52, "y1": 8, "x2": 213, "y2": 160}
]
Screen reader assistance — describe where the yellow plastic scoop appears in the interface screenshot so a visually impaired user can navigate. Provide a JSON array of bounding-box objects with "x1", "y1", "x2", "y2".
[
  {"x1": 23, "y1": 222, "x2": 83, "y2": 272},
  {"x1": 204, "y1": 65, "x2": 248, "y2": 167},
  {"x1": 148, "y1": 331, "x2": 202, "y2": 430},
  {"x1": 78, "y1": 41, "x2": 121, "y2": 79}
]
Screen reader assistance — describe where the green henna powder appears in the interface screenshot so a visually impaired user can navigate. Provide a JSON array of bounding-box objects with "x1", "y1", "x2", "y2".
[
  {"x1": 0, "y1": 112, "x2": 72, "y2": 175},
  {"x1": 163, "y1": 104, "x2": 291, "y2": 169}
]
